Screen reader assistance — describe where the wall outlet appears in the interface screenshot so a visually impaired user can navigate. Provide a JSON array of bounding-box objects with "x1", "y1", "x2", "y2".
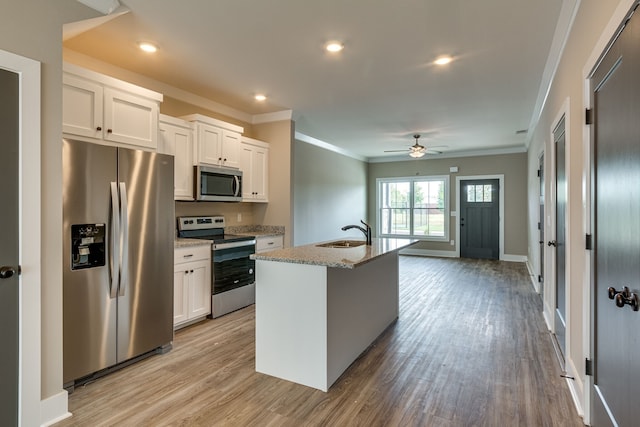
[
  {"x1": 237, "y1": 213, "x2": 242, "y2": 222},
  {"x1": 450, "y1": 239, "x2": 455, "y2": 246}
]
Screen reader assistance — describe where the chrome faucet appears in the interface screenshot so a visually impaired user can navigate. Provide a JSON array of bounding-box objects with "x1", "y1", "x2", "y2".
[{"x1": 341, "y1": 220, "x2": 372, "y2": 245}]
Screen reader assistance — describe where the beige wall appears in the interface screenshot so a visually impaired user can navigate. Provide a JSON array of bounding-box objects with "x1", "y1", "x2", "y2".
[
  {"x1": 526, "y1": 0, "x2": 633, "y2": 417},
  {"x1": 369, "y1": 152, "x2": 528, "y2": 257},
  {"x1": 0, "y1": 0, "x2": 99, "y2": 410},
  {"x1": 292, "y1": 140, "x2": 368, "y2": 246},
  {"x1": 252, "y1": 120, "x2": 294, "y2": 246}
]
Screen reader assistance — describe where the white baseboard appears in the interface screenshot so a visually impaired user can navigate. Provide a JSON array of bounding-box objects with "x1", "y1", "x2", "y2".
[
  {"x1": 543, "y1": 303, "x2": 553, "y2": 331},
  {"x1": 40, "y1": 390, "x2": 70, "y2": 427},
  {"x1": 400, "y1": 248, "x2": 528, "y2": 263},
  {"x1": 525, "y1": 260, "x2": 541, "y2": 293},
  {"x1": 502, "y1": 254, "x2": 527, "y2": 262},
  {"x1": 565, "y1": 357, "x2": 585, "y2": 418},
  {"x1": 399, "y1": 248, "x2": 457, "y2": 258}
]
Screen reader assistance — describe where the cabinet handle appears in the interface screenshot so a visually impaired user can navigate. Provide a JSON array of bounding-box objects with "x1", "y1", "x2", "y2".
[
  {"x1": 190, "y1": 270, "x2": 194, "y2": 273},
  {"x1": 107, "y1": 129, "x2": 113, "y2": 134},
  {"x1": 223, "y1": 158, "x2": 227, "y2": 162},
  {"x1": 268, "y1": 242, "x2": 274, "y2": 245},
  {"x1": 183, "y1": 254, "x2": 194, "y2": 258},
  {"x1": 96, "y1": 126, "x2": 102, "y2": 131},
  {"x1": 218, "y1": 157, "x2": 222, "y2": 161}
]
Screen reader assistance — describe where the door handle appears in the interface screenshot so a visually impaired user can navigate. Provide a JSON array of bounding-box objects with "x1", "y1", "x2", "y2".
[
  {"x1": 0, "y1": 265, "x2": 21, "y2": 279},
  {"x1": 608, "y1": 286, "x2": 639, "y2": 311},
  {"x1": 547, "y1": 240, "x2": 557, "y2": 247}
]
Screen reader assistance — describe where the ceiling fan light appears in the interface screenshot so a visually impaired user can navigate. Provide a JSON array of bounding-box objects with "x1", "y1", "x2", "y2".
[{"x1": 409, "y1": 151, "x2": 425, "y2": 158}]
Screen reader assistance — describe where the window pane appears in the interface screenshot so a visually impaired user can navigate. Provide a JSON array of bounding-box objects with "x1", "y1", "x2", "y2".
[
  {"x1": 484, "y1": 184, "x2": 492, "y2": 202},
  {"x1": 380, "y1": 181, "x2": 410, "y2": 235},
  {"x1": 467, "y1": 185, "x2": 475, "y2": 202},
  {"x1": 475, "y1": 185, "x2": 483, "y2": 202}
]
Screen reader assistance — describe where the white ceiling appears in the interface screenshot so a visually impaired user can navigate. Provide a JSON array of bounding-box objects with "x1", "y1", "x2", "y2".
[{"x1": 65, "y1": 0, "x2": 568, "y2": 161}]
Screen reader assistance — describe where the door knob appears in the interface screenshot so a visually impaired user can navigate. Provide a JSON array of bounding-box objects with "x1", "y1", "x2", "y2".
[
  {"x1": 608, "y1": 286, "x2": 639, "y2": 311},
  {"x1": 0, "y1": 265, "x2": 21, "y2": 279},
  {"x1": 547, "y1": 240, "x2": 557, "y2": 247}
]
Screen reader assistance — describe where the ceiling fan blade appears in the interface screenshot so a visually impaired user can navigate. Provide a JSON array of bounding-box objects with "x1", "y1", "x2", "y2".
[
  {"x1": 425, "y1": 149, "x2": 443, "y2": 155},
  {"x1": 384, "y1": 149, "x2": 410, "y2": 153}
]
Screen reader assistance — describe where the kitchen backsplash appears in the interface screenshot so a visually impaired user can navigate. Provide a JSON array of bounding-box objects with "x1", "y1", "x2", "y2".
[{"x1": 225, "y1": 225, "x2": 285, "y2": 235}]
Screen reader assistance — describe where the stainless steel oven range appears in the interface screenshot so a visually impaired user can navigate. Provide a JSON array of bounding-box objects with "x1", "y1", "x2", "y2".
[{"x1": 177, "y1": 216, "x2": 256, "y2": 318}]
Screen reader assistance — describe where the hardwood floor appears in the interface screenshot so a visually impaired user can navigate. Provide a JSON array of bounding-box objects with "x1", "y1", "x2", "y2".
[{"x1": 57, "y1": 256, "x2": 584, "y2": 426}]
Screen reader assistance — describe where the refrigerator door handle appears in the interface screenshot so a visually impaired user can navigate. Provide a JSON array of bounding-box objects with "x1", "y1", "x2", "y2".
[
  {"x1": 109, "y1": 182, "x2": 120, "y2": 299},
  {"x1": 118, "y1": 182, "x2": 129, "y2": 297}
]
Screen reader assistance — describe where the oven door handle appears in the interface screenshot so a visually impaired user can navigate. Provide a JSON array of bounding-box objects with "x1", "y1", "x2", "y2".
[{"x1": 213, "y1": 240, "x2": 256, "y2": 250}]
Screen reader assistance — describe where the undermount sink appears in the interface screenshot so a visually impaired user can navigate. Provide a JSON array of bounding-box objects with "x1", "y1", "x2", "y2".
[{"x1": 316, "y1": 240, "x2": 367, "y2": 248}]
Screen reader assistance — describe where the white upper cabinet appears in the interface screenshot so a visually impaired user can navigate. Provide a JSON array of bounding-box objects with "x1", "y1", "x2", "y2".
[
  {"x1": 181, "y1": 114, "x2": 243, "y2": 169},
  {"x1": 63, "y1": 63, "x2": 162, "y2": 151},
  {"x1": 159, "y1": 114, "x2": 195, "y2": 200},
  {"x1": 240, "y1": 136, "x2": 269, "y2": 202}
]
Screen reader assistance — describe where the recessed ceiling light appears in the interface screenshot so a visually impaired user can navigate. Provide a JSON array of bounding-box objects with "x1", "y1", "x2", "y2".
[
  {"x1": 325, "y1": 41, "x2": 344, "y2": 53},
  {"x1": 254, "y1": 94, "x2": 267, "y2": 102},
  {"x1": 434, "y1": 56, "x2": 453, "y2": 65},
  {"x1": 138, "y1": 42, "x2": 158, "y2": 53}
]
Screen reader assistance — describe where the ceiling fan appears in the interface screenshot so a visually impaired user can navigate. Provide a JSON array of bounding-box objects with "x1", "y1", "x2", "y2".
[{"x1": 384, "y1": 134, "x2": 445, "y2": 158}]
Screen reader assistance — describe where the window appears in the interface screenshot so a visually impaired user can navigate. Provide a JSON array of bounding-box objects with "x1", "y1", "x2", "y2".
[
  {"x1": 377, "y1": 176, "x2": 449, "y2": 240},
  {"x1": 466, "y1": 184, "x2": 493, "y2": 202}
]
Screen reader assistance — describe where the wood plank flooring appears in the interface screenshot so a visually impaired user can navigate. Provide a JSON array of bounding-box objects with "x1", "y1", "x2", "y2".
[{"x1": 56, "y1": 256, "x2": 584, "y2": 426}]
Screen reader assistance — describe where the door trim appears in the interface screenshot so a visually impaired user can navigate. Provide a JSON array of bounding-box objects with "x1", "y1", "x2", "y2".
[
  {"x1": 455, "y1": 175, "x2": 504, "y2": 260},
  {"x1": 0, "y1": 50, "x2": 41, "y2": 426},
  {"x1": 582, "y1": 1, "x2": 638, "y2": 424},
  {"x1": 544, "y1": 99, "x2": 571, "y2": 346}
]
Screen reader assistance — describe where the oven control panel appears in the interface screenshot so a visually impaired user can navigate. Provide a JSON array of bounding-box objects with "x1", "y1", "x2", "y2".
[{"x1": 178, "y1": 215, "x2": 225, "y2": 231}]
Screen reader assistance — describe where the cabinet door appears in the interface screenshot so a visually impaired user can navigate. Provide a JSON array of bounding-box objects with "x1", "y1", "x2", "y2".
[
  {"x1": 221, "y1": 130, "x2": 241, "y2": 168},
  {"x1": 188, "y1": 260, "x2": 211, "y2": 319},
  {"x1": 173, "y1": 268, "x2": 189, "y2": 326},
  {"x1": 197, "y1": 124, "x2": 223, "y2": 165},
  {"x1": 62, "y1": 73, "x2": 103, "y2": 139},
  {"x1": 103, "y1": 87, "x2": 158, "y2": 150},
  {"x1": 160, "y1": 122, "x2": 195, "y2": 200},
  {"x1": 252, "y1": 146, "x2": 269, "y2": 201},
  {"x1": 239, "y1": 143, "x2": 254, "y2": 199},
  {"x1": 174, "y1": 127, "x2": 194, "y2": 200}
]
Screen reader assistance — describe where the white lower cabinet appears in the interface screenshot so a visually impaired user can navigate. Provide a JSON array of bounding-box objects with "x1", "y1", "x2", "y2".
[
  {"x1": 256, "y1": 235, "x2": 284, "y2": 253},
  {"x1": 174, "y1": 245, "x2": 211, "y2": 329}
]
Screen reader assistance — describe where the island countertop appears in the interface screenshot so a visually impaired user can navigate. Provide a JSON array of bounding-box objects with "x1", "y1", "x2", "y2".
[{"x1": 251, "y1": 237, "x2": 417, "y2": 269}]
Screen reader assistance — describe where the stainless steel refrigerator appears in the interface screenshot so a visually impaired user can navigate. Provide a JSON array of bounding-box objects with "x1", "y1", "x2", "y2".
[{"x1": 62, "y1": 138, "x2": 174, "y2": 387}]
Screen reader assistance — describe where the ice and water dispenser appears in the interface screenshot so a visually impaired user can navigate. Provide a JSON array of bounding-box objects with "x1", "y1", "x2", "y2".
[{"x1": 70, "y1": 223, "x2": 106, "y2": 270}]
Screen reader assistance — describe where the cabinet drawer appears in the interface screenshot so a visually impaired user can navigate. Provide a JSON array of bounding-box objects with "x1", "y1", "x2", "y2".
[
  {"x1": 256, "y1": 235, "x2": 283, "y2": 253},
  {"x1": 174, "y1": 245, "x2": 211, "y2": 264}
]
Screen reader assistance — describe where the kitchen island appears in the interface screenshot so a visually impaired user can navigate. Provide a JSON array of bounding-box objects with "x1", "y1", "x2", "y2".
[{"x1": 252, "y1": 237, "x2": 417, "y2": 391}]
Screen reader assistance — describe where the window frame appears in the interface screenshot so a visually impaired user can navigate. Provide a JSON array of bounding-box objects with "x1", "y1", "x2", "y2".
[{"x1": 376, "y1": 175, "x2": 450, "y2": 241}]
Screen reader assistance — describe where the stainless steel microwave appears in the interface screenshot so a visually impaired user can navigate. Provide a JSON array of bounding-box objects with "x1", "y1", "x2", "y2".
[{"x1": 195, "y1": 165, "x2": 242, "y2": 202}]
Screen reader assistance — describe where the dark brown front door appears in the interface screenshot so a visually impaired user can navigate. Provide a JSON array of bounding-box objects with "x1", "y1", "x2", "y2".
[{"x1": 591, "y1": 4, "x2": 640, "y2": 425}]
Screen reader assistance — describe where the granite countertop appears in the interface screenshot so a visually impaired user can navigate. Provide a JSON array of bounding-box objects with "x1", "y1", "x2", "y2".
[
  {"x1": 251, "y1": 238, "x2": 417, "y2": 269},
  {"x1": 174, "y1": 238, "x2": 213, "y2": 248},
  {"x1": 225, "y1": 225, "x2": 285, "y2": 239}
]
